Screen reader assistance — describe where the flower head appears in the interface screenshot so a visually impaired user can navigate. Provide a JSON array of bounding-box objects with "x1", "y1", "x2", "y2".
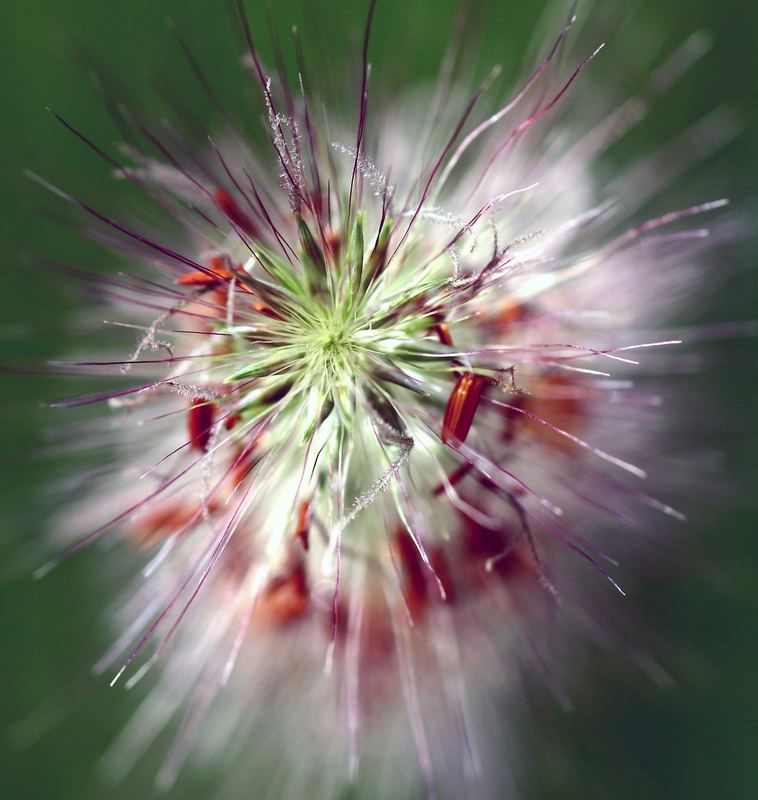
[{"x1": 31, "y1": 3, "x2": 738, "y2": 797}]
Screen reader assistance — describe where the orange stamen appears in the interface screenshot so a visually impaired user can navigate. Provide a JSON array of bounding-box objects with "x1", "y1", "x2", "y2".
[
  {"x1": 177, "y1": 255, "x2": 237, "y2": 288},
  {"x1": 129, "y1": 500, "x2": 202, "y2": 547},
  {"x1": 441, "y1": 373, "x2": 488, "y2": 445},
  {"x1": 262, "y1": 559, "x2": 310, "y2": 625}
]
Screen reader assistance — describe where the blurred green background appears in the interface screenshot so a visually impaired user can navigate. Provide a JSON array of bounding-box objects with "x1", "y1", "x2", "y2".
[{"x1": 0, "y1": 1, "x2": 756, "y2": 798}]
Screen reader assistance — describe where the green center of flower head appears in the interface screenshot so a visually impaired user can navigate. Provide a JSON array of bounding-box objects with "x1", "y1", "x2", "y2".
[
  {"x1": 216, "y1": 205, "x2": 453, "y2": 448},
  {"x1": 313, "y1": 308, "x2": 358, "y2": 362},
  {"x1": 299, "y1": 304, "x2": 367, "y2": 410}
]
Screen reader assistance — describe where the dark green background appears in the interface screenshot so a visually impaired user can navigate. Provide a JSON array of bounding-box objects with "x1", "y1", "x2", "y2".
[{"x1": 1, "y1": 1, "x2": 756, "y2": 798}]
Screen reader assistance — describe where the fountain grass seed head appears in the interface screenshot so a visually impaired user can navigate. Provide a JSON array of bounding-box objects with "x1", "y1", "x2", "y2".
[{"x1": 27, "y1": 2, "x2": 742, "y2": 798}]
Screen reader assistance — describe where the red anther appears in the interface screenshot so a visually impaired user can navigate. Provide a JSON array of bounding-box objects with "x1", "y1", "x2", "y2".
[
  {"x1": 251, "y1": 303, "x2": 284, "y2": 321},
  {"x1": 431, "y1": 322, "x2": 453, "y2": 347},
  {"x1": 431, "y1": 320, "x2": 465, "y2": 378},
  {"x1": 214, "y1": 188, "x2": 258, "y2": 238},
  {"x1": 229, "y1": 442, "x2": 257, "y2": 490},
  {"x1": 187, "y1": 398, "x2": 216, "y2": 451},
  {"x1": 263, "y1": 560, "x2": 310, "y2": 625},
  {"x1": 208, "y1": 254, "x2": 230, "y2": 271},
  {"x1": 129, "y1": 499, "x2": 200, "y2": 547},
  {"x1": 294, "y1": 500, "x2": 311, "y2": 551},
  {"x1": 394, "y1": 528, "x2": 428, "y2": 622},
  {"x1": 498, "y1": 302, "x2": 528, "y2": 327},
  {"x1": 431, "y1": 461, "x2": 474, "y2": 497},
  {"x1": 324, "y1": 227, "x2": 342, "y2": 259},
  {"x1": 177, "y1": 269, "x2": 231, "y2": 287},
  {"x1": 225, "y1": 412, "x2": 242, "y2": 431},
  {"x1": 441, "y1": 373, "x2": 489, "y2": 445},
  {"x1": 326, "y1": 228, "x2": 341, "y2": 251},
  {"x1": 177, "y1": 254, "x2": 234, "y2": 287}
]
